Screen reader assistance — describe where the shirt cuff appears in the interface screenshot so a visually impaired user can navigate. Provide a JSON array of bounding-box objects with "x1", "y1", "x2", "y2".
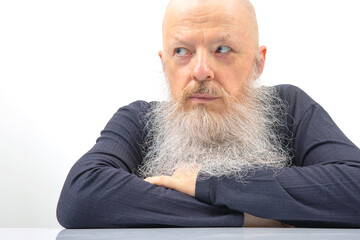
[
  {"x1": 195, "y1": 176, "x2": 217, "y2": 204},
  {"x1": 195, "y1": 176, "x2": 244, "y2": 226}
]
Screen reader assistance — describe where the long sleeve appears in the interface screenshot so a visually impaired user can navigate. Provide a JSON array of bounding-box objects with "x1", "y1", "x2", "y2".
[
  {"x1": 195, "y1": 85, "x2": 360, "y2": 227},
  {"x1": 57, "y1": 101, "x2": 243, "y2": 228}
]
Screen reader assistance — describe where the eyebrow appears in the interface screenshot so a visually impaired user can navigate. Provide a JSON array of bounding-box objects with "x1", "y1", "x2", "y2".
[
  {"x1": 169, "y1": 34, "x2": 234, "y2": 48},
  {"x1": 170, "y1": 37, "x2": 192, "y2": 48},
  {"x1": 209, "y1": 35, "x2": 234, "y2": 45}
]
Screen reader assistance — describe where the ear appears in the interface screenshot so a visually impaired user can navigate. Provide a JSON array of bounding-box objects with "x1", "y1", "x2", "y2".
[
  {"x1": 257, "y1": 46, "x2": 267, "y2": 75},
  {"x1": 158, "y1": 50, "x2": 166, "y2": 71},
  {"x1": 158, "y1": 50, "x2": 163, "y2": 61}
]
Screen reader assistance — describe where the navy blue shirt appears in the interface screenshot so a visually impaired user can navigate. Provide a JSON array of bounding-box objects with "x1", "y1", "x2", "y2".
[{"x1": 57, "y1": 85, "x2": 360, "y2": 228}]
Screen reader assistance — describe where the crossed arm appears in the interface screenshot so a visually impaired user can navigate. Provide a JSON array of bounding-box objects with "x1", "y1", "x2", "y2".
[
  {"x1": 144, "y1": 167, "x2": 287, "y2": 227},
  {"x1": 57, "y1": 102, "x2": 245, "y2": 228},
  {"x1": 57, "y1": 99, "x2": 360, "y2": 228},
  {"x1": 57, "y1": 102, "x2": 285, "y2": 228}
]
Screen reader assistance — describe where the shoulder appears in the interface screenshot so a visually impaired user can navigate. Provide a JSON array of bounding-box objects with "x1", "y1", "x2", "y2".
[
  {"x1": 115, "y1": 100, "x2": 157, "y2": 121},
  {"x1": 274, "y1": 84, "x2": 319, "y2": 121},
  {"x1": 275, "y1": 84, "x2": 316, "y2": 107},
  {"x1": 118, "y1": 100, "x2": 154, "y2": 114},
  {"x1": 105, "y1": 100, "x2": 157, "y2": 133}
]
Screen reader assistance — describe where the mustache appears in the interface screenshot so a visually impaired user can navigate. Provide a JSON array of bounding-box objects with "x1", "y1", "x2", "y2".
[{"x1": 178, "y1": 81, "x2": 230, "y2": 102}]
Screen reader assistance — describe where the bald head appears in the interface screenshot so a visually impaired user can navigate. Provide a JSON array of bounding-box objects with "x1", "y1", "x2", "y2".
[
  {"x1": 159, "y1": 0, "x2": 267, "y2": 107},
  {"x1": 143, "y1": 1, "x2": 287, "y2": 182},
  {"x1": 163, "y1": 0, "x2": 259, "y2": 47}
]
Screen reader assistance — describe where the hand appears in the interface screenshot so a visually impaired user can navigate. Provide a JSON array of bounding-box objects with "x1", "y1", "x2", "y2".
[
  {"x1": 243, "y1": 213, "x2": 294, "y2": 228},
  {"x1": 144, "y1": 166, "x2": 200, "y2": 197}
]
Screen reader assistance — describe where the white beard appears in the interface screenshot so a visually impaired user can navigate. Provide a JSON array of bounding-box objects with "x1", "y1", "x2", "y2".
[
  {"x1": 139, "y1": 54, "x2": 291, "y2": 181},
  {"x1": 139, "y1": 81, "x2": 291, "y2": 180}
]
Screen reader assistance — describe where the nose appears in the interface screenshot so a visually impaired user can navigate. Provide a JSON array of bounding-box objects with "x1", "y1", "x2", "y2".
[{"x1": 191, "y1": 49, "x2": 215, "y2": 81}]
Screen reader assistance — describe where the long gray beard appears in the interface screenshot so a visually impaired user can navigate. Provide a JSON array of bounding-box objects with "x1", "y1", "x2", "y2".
[{"x1": 139, "y1": 85, "x2": 290, "y2": 180}]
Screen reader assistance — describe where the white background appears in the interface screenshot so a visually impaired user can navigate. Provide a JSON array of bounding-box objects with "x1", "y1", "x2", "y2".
[{"x1": 0, "y1": 0, "x2": 359, "y2": 228}]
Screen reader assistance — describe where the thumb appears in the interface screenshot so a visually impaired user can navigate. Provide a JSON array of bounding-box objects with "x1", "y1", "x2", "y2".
[{"x1": 144, "y1": 176, "x2": 177, "y2": 189}]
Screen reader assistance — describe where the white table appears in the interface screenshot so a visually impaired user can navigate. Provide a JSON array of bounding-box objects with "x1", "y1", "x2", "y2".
[{"x1": 1, "y1": 228, "x2": 360, "y2": 240}]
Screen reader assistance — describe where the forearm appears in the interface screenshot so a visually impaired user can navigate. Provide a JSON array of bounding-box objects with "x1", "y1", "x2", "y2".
[
  {"x1": 196, "y1": 163, "x2": 360, "y2": 227},
  {"x1": 57, "y1": 154, "x2": 244, "y2": 228}
]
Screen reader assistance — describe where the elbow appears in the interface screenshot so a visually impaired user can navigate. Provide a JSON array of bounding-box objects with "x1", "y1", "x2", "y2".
[
  {"x1": 56, "y1": 179, "x2": 124, "y2": 229},
  {"x1": 56, "y1": 177, "x2": 97, "y2": 228},
  {"x1": 57, "y1": 163, "x2": 100, "y2": 228},
  {"x1": 56, "y1": 189, "x2": 83, "y2": 229},
  {"x1": 57, "y1": 208, "x2": 76, "y2": 229},
  {"x1": 57, "y1": 190, "x2": 101, "y2": 229}
]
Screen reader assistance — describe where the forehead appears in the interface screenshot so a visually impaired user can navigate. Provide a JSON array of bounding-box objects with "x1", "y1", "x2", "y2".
[
  {"x1": 163, "y1": 1, "x2": 252, "y2": 45},
  {"x1": 165, "y1": 1, "x2": 241, "y2": 29}
]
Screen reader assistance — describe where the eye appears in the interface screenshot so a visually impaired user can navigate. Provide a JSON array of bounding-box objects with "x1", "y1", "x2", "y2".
[
  {"x1": 175, "y1": 47, "x2": 188, "y2": 56},
  {"x1": 216, "y1": 45, "x2": 231, "y2": 54}
]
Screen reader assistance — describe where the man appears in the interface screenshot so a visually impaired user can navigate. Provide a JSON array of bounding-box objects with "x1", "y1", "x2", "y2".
[{"x1": 57, "y1": 0, "x2": 360, "y2": 228}]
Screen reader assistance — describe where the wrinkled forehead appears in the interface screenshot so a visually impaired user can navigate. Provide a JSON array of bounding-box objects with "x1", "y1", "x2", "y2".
[
  {"x1": 162, "y1": 0, "x2": 256, "y2": 45},
  {"x1": 166, "y1": 13, "x2": 238, "y2": 33},
  {"x1": 164, "y1": 0, "x2": 243, "y2": 29}
]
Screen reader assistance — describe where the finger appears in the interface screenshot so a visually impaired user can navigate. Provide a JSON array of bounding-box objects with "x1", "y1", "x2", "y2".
[
  {"x1": 144, "y1": 176, "x2": 176, "y2": 189},
  {"x1": 144, "y1": 177, "x2": 163, "y2": 185},
  {"x1": 143, "y1": 177, "x2": 155, "y2": 184}
]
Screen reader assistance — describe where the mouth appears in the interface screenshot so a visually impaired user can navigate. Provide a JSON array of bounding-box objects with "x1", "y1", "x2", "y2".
[{"x1": 188, "y1": 94, "x2": 221, "y2": 103}]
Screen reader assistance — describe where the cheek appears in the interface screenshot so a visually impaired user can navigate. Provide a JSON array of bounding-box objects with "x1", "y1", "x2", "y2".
[
  {"x1": 165, "y1": 64, "x2": 190, "y2": 100},
  {"x1": 216, "y1": 64, "x2": 254, "y2": 101},
  {"x1": 217, "y1": 68, "x2": 246, "y2": 94}
]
